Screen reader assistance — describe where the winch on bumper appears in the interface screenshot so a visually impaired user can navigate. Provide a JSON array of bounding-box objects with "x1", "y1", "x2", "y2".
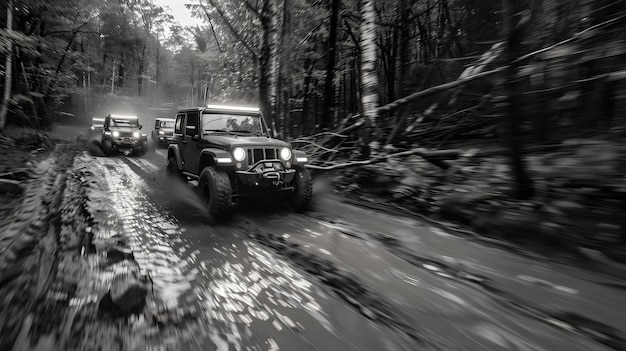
[
  {"x1": 235, "y1": 159, "x2": 296, "y2": 187},
  {"x1": 110, "y1": 137, "x2": 143, "y2": 152}
]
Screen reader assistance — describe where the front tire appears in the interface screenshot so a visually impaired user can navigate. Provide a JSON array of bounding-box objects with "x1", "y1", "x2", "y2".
[
  {"x1": 137, "y1": 141, "x2": 148, "y2": 156},
  {"x1": 197, "y1": 166, "x2": 232, "y2": 221},
  {"x1": 289, "y1": 167, "x2": 313, "y2": 211},
  {"x1": 102, "y1": 139, "x2": 113, "y2": 156}
]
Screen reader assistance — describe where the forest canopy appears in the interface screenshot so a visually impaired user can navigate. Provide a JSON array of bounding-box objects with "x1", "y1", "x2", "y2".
[{"x1": 0, "y1": 0, "x2": 624, "y2": 150}]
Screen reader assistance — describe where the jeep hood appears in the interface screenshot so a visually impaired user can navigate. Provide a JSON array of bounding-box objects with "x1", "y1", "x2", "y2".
[
  {"x1": 206, "y1": 135, "x2": 288, "y2": 148},
  {"x1": 109, "y1": 126, "x2": 140, "y2": 132}
]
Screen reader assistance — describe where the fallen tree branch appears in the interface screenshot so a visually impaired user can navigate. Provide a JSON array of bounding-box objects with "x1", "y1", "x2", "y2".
[
  {"x1": 377, "y1": 67, "x2": 506, "y2": 115},
  {"x1": 306, "y1": 147, "x2": 461, "y2": 171},
  {"x1": 290, "y1": 138, "x2": 339, "y2": 153}
]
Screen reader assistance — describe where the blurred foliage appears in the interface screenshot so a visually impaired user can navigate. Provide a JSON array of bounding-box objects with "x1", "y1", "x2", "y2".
[{"x1": 1, "y1": 0, "x2": 625, "y2": 136}]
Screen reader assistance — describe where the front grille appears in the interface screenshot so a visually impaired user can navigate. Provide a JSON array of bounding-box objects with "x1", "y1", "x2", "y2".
[{"x1": 247, "y1": 148, "x2": 278, "y2": 165}]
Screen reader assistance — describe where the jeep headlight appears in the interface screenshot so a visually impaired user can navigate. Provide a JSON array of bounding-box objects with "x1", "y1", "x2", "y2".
[
  {"x1": 280, "y1": 147, "x2": 292, "y2": 161},
  {"x1": 112, "y1": 131, "x2": 120, "y2": 138},
  {"x1": 133, "y1": 132, "x2": 140, "y2": 138},
  {"x1": 158, "y1": 130, "x2": 165, "y2": 135},
  {"x1": 232, "y1": 147, "x2": 246, "y2": 162}
]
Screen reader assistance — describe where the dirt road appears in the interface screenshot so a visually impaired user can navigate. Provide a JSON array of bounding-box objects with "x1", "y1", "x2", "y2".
[{"x1": 3, "y1": 141, "x2": 626, "y2": 350}]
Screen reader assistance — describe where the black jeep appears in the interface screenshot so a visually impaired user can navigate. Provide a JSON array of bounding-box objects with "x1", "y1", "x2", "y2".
[
  {"x1": 101, "y1": 114, "x2": 148, "y2": 156},
  {"x1": 166, "y1": 105, "x2": 312, "y2": 218}
]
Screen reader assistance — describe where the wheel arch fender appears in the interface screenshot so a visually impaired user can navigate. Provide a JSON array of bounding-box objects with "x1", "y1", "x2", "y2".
[
  {"x1": 167, "y1": 144, "x2": 183, "y2": 169},
  {"x1": 199, "y1": 148, "x2": 232, "y2": 170},
  {"x1": 292, "y1": 149, "x2": 309, "y2": 166}
]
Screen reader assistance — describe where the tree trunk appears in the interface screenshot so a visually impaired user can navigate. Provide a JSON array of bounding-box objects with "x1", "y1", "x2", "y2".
[
  {"x1": 321, "y1": 0, "x2": 340, "y2": 130},
  {"x1": 277, "y1": 0, "x2": 293, "y2": 137},
  {"x1": 259, "y1": 0, "x2": 278, "y2": 133},
  {"x1": 503, "y1": 0, "x2": 533, "y2": 200},
  {"x1": 359, "y1": 0, "x2": 380, "y2": 151},
  {"x1": 0, "y1": 0, "x2": 14, "y2": 131},
  {"x1": 385, "y1": 0, "x2": 410, "y2": 145},
  {"x1": 137, "y1": 42, "x2": 146, "y2": 96},
  {"x1": 301, "y1": 57, "x2": 313, "y2": 135}
]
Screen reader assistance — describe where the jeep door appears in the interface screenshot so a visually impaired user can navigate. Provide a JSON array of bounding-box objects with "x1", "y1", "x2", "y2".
[{"x1": 181, "y1": 111, "x2": 202, "y2": 173}]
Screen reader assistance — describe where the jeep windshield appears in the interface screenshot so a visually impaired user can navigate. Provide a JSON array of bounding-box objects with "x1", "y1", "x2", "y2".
[
  {"x1": 159, "y1": 121, "x2": 175, "y2": 128},
  {"x1": 111, "y1": 118, "x2": 139, "y2": 128},
  {"x1": 202, "y1": 113, "x2": 263, "y2": 136}
]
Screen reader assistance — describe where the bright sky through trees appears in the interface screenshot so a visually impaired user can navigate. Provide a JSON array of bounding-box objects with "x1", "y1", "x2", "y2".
[{"x1": 152, "y1": 0, "x2": 203, "y2": 28}]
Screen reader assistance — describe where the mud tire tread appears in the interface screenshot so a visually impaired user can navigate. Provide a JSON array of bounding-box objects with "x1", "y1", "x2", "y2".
[
  {"x1": 290, "y1": 167, "x2": 313, "y2": 211},
  {"x1": 103, "y1": 140, "x2": 113, "y2": 156},
  {"x1": 198, "y1": 166, "x2": 232, "y2": 220}
]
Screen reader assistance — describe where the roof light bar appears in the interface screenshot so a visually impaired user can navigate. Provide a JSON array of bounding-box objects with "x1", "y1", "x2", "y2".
[
  {"x1": 205, "y1": 104, "x2": 260, "y2": 112},
  {"x1": 109, "y1": 114, "x2": 139, "y2": 119}
]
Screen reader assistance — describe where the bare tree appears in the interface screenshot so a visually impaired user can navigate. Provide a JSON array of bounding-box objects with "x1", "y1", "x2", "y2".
[
  {"x1": 0, "y1": 0, "x2": 13, "y2": 131},
  {"x1": 277, "y1": 0, "x2": 294, "y2": 137},
  {"x1": 359, "y1": 0, "x2": 380, "y2": 151},
  {"x1": 321, "y1": 0, "x2": 340, "y2": 131},
  {"x1": 503, "y1": 0, "x2": 534, "y2": 199},
  {"x1": 258, "y1": 0, "x2": 279, "y2": 132}
]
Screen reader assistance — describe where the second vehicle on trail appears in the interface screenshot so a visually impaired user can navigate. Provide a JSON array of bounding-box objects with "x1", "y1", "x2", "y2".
[
  {"x1": 151, "y1": 117, "x2": 176, "y2": 148},
  {"x1": 101, "y1": 114, "x2": 148, "y2": 156},
  {"x1": 88, "y1": 117, "x2": 105, "y2": 139},
  {"x1": 166, "y1": 105, "x2": 313, "y2": 219}
]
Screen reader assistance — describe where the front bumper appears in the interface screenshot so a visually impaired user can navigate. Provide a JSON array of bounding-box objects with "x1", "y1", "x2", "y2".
[
  {"x1": 157, "y1": 135, "x2": 174, "y2": 144},
  {"x1": 109, "y1": 137, "x2": 145, "y2": 149},
  {"x1": 235, "y1": 160, "x2": 296, "y2": 187}
]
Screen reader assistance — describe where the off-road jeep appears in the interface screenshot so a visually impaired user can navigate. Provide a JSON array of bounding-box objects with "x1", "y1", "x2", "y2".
[
  {"x1": 151, "y1": 117, "x2": 176, "y2": 148},
  {"x1": 166, "y1": 105, "x2": 312, "y2": 218},
  {"x1": 101, "y1": 114, "x2": 148, "y2": 156}
]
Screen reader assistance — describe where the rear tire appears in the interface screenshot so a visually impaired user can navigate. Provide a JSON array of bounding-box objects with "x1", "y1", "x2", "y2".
[
  {"x1": 166, "y1": 156, "x2": 186, "y2": 181},
  {"x1": 289, "y1": 167, "x2": 313, "y2": 211},
  {"x1": 197, "y1": 166, "x2": 232, "y2": 221}
]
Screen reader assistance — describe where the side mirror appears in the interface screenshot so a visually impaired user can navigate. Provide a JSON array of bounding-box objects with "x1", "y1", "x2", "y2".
[
  {"x1": 185, "y1": 125, "x2": 197, "y2": 136},
  {"x1": 267, "y1": 128, "x2": 273, "y2": 138},
  {"x1": 139, "y1": 125, "x2": 143, "y2": 130}
]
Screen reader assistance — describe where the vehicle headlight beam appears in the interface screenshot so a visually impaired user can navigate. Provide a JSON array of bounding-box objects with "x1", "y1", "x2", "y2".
[
  {"x1": 233, "y1": 147, "x2": 246, "y2": 162},
  {"x1": 280, "y1": 147, "x2": 292, "y2": 161}
]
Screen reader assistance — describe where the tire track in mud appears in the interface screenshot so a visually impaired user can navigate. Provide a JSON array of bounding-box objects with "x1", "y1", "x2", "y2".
[
  {"x1": 0, "y1": 148, "x2": 199, "y2": 351},
  {"x1": 0, "y1": 144, "x2": 79, "y2": 350},
  {"x1": 359, "y1": 227, "x2": 626, "y2": 351},
  {"x1": 240, "y1": 222, "x2": 447, "y2": 351},
  {"x1": 65, "y1": 152, "x2": 204, "y2": 350},
  {"x1": 308, "y1": 201, "x2": 626, "y2": 350}
]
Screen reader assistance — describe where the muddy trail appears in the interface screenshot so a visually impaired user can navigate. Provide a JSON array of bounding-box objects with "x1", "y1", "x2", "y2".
[{"x1": 1, "y1": 143, "x2": 626, "y2": 350}]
